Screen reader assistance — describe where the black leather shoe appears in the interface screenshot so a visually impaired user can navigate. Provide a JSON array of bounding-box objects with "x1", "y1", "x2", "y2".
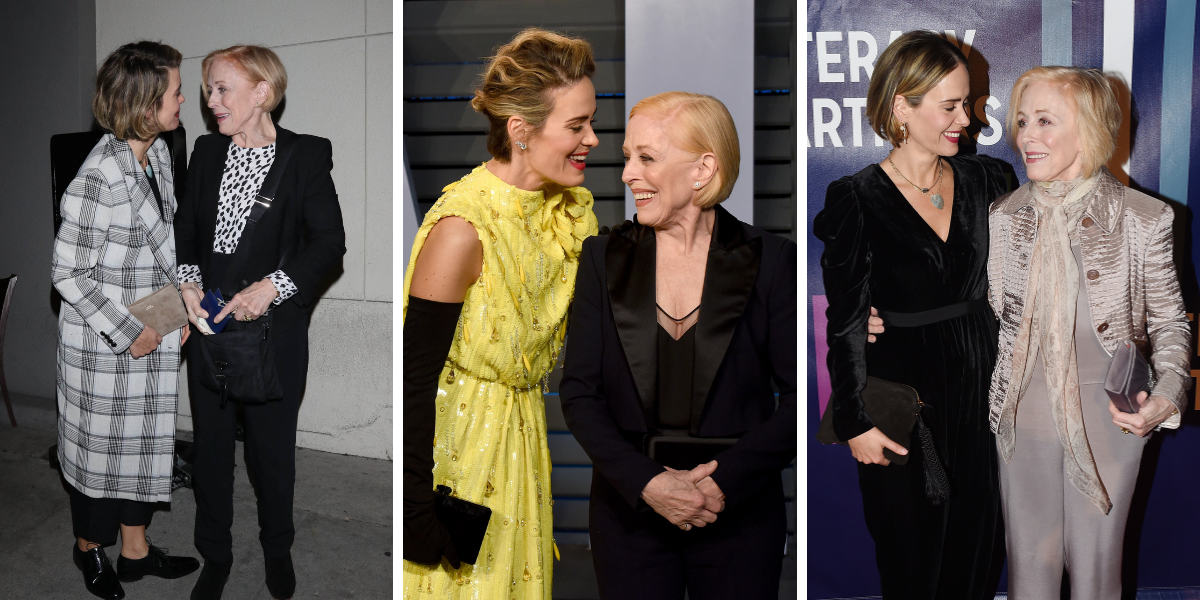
[
  {"x1": 189, "y1": 560, "x2": 232, "y2": 600},
  {"x1": 117, "y1": 544, "x2": 201, "y2": 581},
  {"x1": 264, "y1": 554, "x2": 295, "y2": 599},
  {"x1": 72, "y1": 543, "x2": 125, "y2": 600}
]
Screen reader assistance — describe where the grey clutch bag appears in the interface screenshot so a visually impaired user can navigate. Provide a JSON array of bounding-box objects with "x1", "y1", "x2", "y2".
[
  {"x1": 1105, "y1": 340, "x2": 1153, "y2": 414},
  {"x1": 126, "y1": 284, "x2": 188, "y2": 335}
]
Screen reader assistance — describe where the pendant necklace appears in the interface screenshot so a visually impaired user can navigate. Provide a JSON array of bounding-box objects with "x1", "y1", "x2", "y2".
[{"x1": 888, "y1": 157, "x2": 945, "y2": 209}]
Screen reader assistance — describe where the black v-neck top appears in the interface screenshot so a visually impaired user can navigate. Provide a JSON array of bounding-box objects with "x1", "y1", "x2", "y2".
[
  {"x1": 656, "y1": 323, "x2": 697, "y2": 431},
  {"x1": 814, "y1": 153, "x2": 1010, "y2": 442}
]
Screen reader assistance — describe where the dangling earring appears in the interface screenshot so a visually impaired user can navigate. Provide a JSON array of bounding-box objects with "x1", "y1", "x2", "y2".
[
  {"x1": 516, "y1": 140, "x2": 527, "y2": 151},
  {"x1": 900, "y1": 122, "x2": 908, "y2": 144}
]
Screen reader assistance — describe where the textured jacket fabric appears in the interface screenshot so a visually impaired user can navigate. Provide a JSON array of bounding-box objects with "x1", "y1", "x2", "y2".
[
  {"x1": 52, "y1": 134, "x2": 182, "y2": 503},
  {"x1": 987, "y1": 168, "x2": 1192, "y2": 459}
]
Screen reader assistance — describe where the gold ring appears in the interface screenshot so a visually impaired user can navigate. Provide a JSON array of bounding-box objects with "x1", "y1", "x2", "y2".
[
  {"x1": 1121, "y1": 428, "x2": 1131, "y2": 434},
  {"x1": 243, "y1": 313, "x2": 252, "y2": 321}
]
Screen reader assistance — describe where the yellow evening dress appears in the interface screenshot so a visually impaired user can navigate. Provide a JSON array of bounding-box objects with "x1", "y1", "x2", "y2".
[{"x1": 402, "y1": 164, "x2": 598, "y2": 599}]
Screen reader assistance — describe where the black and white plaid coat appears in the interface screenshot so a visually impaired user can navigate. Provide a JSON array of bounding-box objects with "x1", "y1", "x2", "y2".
[{"x1": 51, "y1": 134, "x2": 182, "y2": 503}]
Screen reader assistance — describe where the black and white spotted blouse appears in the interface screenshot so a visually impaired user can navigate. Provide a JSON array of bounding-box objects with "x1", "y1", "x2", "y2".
[{"x1": 177, "y1": 142, "x2": 297, "y2": 304}]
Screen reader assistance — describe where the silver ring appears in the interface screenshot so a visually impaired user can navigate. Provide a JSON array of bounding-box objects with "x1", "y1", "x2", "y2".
[{"x1": 681, "y1": 523, "x2": 691, "y2": 531}]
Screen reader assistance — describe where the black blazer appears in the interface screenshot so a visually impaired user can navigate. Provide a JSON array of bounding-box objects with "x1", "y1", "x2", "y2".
[
  {"x1": 560, "y1": 205, "x2": 797, "y2": 513},
  {"x1": 175, "y1": 127, "x2": 346, "y2": 331}
]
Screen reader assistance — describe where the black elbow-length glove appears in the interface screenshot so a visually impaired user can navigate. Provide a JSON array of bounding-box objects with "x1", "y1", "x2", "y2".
[{"x1": 403, "y1": 296, "x2": 464, "y2": 568}]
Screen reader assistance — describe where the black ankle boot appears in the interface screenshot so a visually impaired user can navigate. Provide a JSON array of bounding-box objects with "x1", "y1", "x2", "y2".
[
  {"x1": 72, "y1": 543, "x2": 125, "y2": 600},
  {"x1": 264, "y1": 554, "x2": 295, "y2": 599},
  {"x1": 189, "y1": 560, "x2": 232, "y2": 600}
]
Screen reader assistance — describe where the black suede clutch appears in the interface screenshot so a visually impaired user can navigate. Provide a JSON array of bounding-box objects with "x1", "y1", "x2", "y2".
[
  {"x1": 816, "y1": 376, "x2": 950, "y2": 502},
  {"x1": 433, "y1": 485, "x2": 491, "y2": 565}
]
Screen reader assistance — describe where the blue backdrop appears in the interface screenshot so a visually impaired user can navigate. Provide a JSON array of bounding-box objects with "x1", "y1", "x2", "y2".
[{"x1": 805, "y1": 1, "x2": 1200, "y2": 598}]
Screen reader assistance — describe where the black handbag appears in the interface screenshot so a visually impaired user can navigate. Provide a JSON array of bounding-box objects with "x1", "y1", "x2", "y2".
[
  {"x1": 196, "y1": 138, "x2": 294, "y2": 406},
  {"x1": 816, "y1": 376, "x2": 950, "y2": 503},
  {"x1": 432, "y1": 485, "x2": 491, "y2": 565}
]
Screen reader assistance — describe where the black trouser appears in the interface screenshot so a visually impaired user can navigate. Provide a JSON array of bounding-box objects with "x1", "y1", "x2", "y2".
[
  {"x1": 589, "y1": 470, "x2": 787, "y2": 600},
  {"x1": 187, "y1": 319, "x2": 308, "y2": 563},
  {"x1": 68, "y1": 485, "x2": 154, "y2": 546}
]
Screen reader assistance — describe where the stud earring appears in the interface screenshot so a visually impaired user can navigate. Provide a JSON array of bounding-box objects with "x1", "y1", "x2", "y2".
[
  {"x1": 516, "y1": 140, "x2": 527, "y2": 150},
  {"x1": 694, "y1": 181, "x2": 701, "y2": 188}
]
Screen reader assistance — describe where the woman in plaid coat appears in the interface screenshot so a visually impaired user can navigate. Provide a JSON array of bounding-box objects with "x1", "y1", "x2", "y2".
[{"x1": 51, "y1": 41, "x2": 200, "y2": 600}]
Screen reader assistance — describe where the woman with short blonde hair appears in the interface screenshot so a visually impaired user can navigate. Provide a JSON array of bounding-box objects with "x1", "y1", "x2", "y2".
[
  {"x1": 177, "y1": 43, "x2": 346, "y2": 600},
  {"x1": 560, "y1": 90, "x2": 796, "y2": 598},
  {"x1": 988, "y1": 66, "x2": 1190, "y2": 600}
]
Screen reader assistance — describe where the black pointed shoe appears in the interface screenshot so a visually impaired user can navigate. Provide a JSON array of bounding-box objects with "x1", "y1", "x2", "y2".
[
  {"x1": 189, "y1": 560, "x2": 232, "y2": 600},
  {"x1": 117, "y1": 544, "x2": 201, "y2": 581},
  {"x1": 264, "y1": 554, "x2": 295, "y2": 600},
  {"x1": 72, "y1": 543, "x2": 126, "y2": 600}
]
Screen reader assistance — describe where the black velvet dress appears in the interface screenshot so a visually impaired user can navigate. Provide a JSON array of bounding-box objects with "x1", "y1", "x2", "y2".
[{"x1": 813, "y1": 154, "x2": 1007, "y2": 600}]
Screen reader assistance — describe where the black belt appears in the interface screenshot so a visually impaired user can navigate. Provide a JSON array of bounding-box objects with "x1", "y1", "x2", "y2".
[{"x1": 879, "y1": 298, "x2": 990, "y2": 328}]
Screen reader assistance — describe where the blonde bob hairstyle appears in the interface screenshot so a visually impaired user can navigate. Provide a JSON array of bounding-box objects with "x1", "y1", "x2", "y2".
[
  {"x1": 471, "y1": 28, "x2": 595, "y2": 162},
  {"x1": 92, "y1": 41, "x2": 182, "y2": 141},
  {"x1": 200, "y1": 45, "x2": 288, "y2": 112},
  {"x1": 866, "y1": 30, "x2": 968, "y2": 147},
  {"x1": 1007, "y1": 66, "x2": 1120, "y2": 179},
  {"x1": 628, "y1": 92, "x2": 740, "y2": 209}
]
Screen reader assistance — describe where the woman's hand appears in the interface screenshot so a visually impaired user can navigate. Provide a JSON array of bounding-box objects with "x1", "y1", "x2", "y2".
[
  {"x1": 129, "y1": 325, "x2": 162, "y2": 359},
  {"x1": 180, "y1": 282, "x2": 206, "y2": 326},
  {"x1": 213, "y1": 279, "x2": 278, "y2": 323},
  {"x1": 846, "y1": 427, "x2": 907, "y2": 465},
  {"x1": 641, "y1": 460, "x2": 721, "y2": 529},
  {"x1": 180, "y1": 324, "x2": 191, "y2": 346},
  {"x1": 867, "y1": 306, "x2": 885, "y2": 343},
  {"x1": 1109, "y1": 392, "x2": 1176, "y2": 437},
  {"x1": 665, "y1": 462, "x2": 726, "y2": 513}
]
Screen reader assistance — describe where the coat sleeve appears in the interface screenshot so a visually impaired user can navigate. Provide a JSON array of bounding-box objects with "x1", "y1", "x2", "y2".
[
  {"x1": 812, "y1": 177, "x2": 875, "y2": 441},
  {"x1": 174, "y1": 137, "x2": 204, "y2": 277},
  {"x1": 559, "y1": 238, "x2": 667, "y2": 511},
  {"x1": 1143, "y1": 203, "x2": 1192, "y2": 426},
  {"x1": 283, "y1": 137, "x2": 346, "y2": 306},
  {"x1": 51, "y1": 168, "x2": 144, "y2": 354},
  {"x1": 708, "y1": 239, "x2": 798, "y2": 510}
]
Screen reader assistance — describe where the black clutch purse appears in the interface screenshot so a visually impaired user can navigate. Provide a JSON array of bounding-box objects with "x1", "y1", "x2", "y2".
[
  {"x1": 433, "y1": 485, "x2": 491, "y2": 565},
  {"x1": 816, "y1": 376, "x2": 949, "y2": 502},
  {"x1": 1105, "y1": 340, "x2": 1153, "y2": 414}
]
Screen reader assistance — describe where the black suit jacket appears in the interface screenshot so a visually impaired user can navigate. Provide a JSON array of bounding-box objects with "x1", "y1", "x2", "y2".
[
  {"x1": 560, "y1": 205, "x2": 797, "y2": 514},
  {"x1": 175, "y1": 127, "x2": 346, "y2": 331}
]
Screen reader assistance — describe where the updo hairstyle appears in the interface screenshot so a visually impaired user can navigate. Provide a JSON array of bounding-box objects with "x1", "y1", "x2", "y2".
[
  {"x1": 470, "y1": 28, "x2": 596, "y2": 162},
  {"x1": 866, "y1": 30, "x2": 968, "y2": 147},
  {"x1": 93, "y1": 41, "x2": 183, "y2": 141},
  {"x1": 628, "y1": 92, "x2": 740, "y2": 209}
]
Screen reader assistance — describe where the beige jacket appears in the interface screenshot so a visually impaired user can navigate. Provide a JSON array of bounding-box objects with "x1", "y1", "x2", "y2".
[{"x1": 987, "y1": 169, "x2": 1191, "y2": 452}]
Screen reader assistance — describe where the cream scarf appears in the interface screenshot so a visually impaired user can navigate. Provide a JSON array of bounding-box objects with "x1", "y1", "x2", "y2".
[{"x1": 1004, "y1": 173, "x2": 1112, "y2": 514}]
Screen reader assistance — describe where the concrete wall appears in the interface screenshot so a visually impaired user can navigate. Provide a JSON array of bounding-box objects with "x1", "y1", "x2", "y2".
[
  {"x1": 0, "y1": 1, "x2": 96, "y2": 412},
  {"x1": 92, "y1": 0, "x2": 393, "y2": 459}
]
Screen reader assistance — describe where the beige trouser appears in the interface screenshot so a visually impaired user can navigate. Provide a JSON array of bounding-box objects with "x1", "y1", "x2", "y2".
[{"x1": 997, "y1": 247, "x2": 1148, "y2": 600}]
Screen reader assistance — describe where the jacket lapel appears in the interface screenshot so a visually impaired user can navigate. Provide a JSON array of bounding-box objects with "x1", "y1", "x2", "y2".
[
  {"x1": 691, "y1": 206, "x2": 761, "y2": 435},
  {"x1": 114, "y1": 137, "x2": 177, "y2": 285},
  {"x1": 605, "y1": 220, "x2": 658, "y2": 426}
]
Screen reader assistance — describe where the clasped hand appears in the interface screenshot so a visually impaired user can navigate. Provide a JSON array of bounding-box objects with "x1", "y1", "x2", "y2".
[{"x1": 641, "y1": 460, "x2": 725, "y2": 529}]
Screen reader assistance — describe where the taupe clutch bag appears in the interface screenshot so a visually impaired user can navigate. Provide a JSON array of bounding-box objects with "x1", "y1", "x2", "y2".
[
  {"x1": 1105, "y1": 340, "x2": 1153, "y2": 414},
  {"x1": 126, "y1": 284, "x2": 188, "y2": 334}
]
